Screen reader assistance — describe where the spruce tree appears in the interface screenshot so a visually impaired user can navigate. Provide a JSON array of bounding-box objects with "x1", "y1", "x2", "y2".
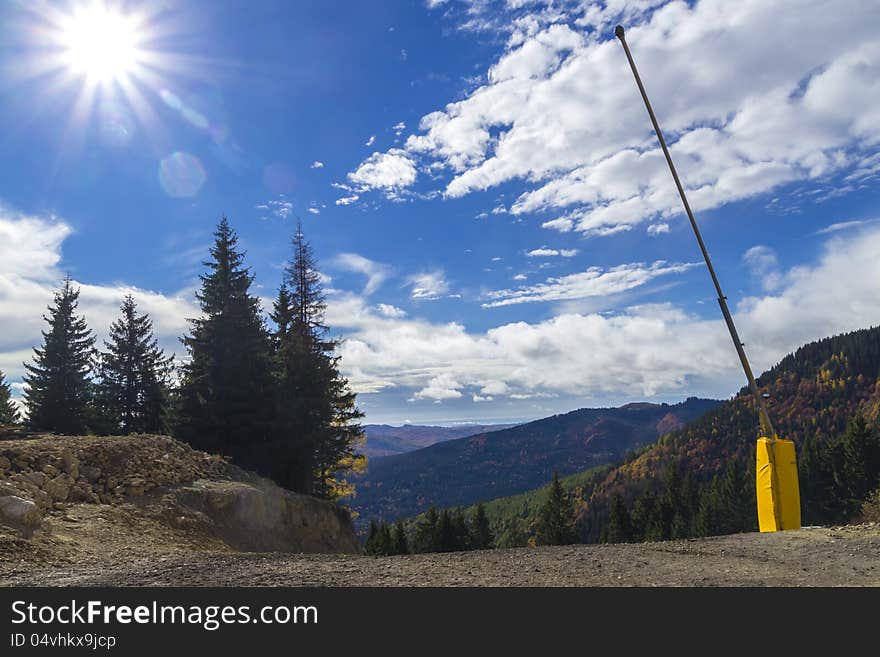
[
  {"x1": 841, "y1": 414, "x2": 880, "y2": 509},
  {"x1": 412, "y1": 507, "x2": 440, "y2": 553},
  {"x1": 272, "y1": 222, "x2": 364, "y2": 498},
  {"x1": 23, "y1": 277, "x2": 95, "y2": 434},
  {"x1": 604, "y1": 493, "x2": 633, "y2": 543},
  {"x1": 176, "y1": 218, "x2": 274, "y2": 460},
  {"x1": 98, "y1": 295, "x2": 173, "y2": 434},
  {"x1": 535, "y1": 472, "x2": 577, "y2": 546},
  {"x1": 392, "y1": 520, "x2": 409, "y2": 555},
  {"x1": 471, "y1": 502, "x2": 494, "y2": 550},
  {"x1": 0, "y1": 371, "x2": 19, "y2": 425}
]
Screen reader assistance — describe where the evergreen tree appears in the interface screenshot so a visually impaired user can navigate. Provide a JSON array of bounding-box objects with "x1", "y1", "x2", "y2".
[
  {"x1": 23, "y1": 277, "x2": 96, "y2": 433},
  {"x1": 97, "y1": 295, "x2": 173, "y2": 434},
  {"x1": 272, "y1": 222, "x2": 365, "y2": 499},
  {"x1": 840, "y1": 414, "x2": 880, "y2": 510},
  {"x1": 392, "y1": 520, "x2": 409, "y2": 555},
  {"x1": 437, "y1": 509, "x2": 455, "y2": 552},
  {"x1": 0, "y1": 371, "x2": 19, "y2": 425},
  {"x1": 412, "y1": 507, "x2": 440, "y2": 553},
  {"x1": 378, "y1": 522, "x2": 393, "y2": 555},
  {"x1": 176, "y1": 218, "x2": 274, "y2": 461},
  {"x1": 364, "y1": 521, "x2": 380, "y2": 555},
  {"x1": 535, "y1": 472, "x2": 577, "y2": 546},
  {"x1": 470, "y1": 502, "x2": 494, "y2": 550},
  {"x1": 604, "y1": 493, "x2": 633, "y2": 543}
]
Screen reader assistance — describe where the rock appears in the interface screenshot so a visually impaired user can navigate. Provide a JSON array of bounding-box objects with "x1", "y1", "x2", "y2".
[
  {"x1": 0, "y1": 495, "x2": 41, "y2": 533},
  {"x1": 0, "y1": 455, "x2": 10, "y2": 471},
  {"x1": 25, "y1": 470, "x2": 48, "y2": 488},
  {"x1": 41, "y1": 464, "x2": 59, "y2": 477},
  {"x1": 44, "y1": 475, "x2": 71, "y2": 502},
  {"x1": 61, "y1": 448, "x2": 79, "y2": 480},
  {"x1": 80, "y1": 465, "x2": 101, "y2": 482}
]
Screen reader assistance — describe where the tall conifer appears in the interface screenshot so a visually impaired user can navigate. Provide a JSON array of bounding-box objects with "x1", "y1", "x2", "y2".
[{"x1": 23, "y1": 277, "x2": 95, "y2": 433}]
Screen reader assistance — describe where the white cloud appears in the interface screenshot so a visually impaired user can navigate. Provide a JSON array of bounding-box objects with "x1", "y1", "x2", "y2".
[
  {"x1": 332, "y1": 253, "x2": 392, "y2": 295},
  {"x1": 814, "y1": 218, "x2": 879, "y2": 235},
  {"x1": 356, "y1": 1, "x2": 880, "y2": 236},
  {"x1": 347, "y1": 149, "x2": 417, "y2": 193},
  {"x1": 307, "y1": 207, "x2": 320, "y2": 215},
  {"x1": 647, "y1": 222, "x2": 670, "y2": 236},
  {"x1": 393, "y1": 122, "x2": 406, "y2": 136},
  {"x1": 376, "y1": 303, "x2": 407, "y2": 318},
  {"x1": 742, "y1": 245, "x2": 782, "y2": 293},
  {"x1": 335, "y1": 194, "x2": 360, "y2": 206},
  {"x1": 257, "y1": 199, "x2": 293, "y2": 219},
  {"x1": 513, "y1": 273, "x2": 527, "y2": 281},
  {"x1": 483, "y1": 260, "x2": 696, "y2": 308},
  {"x1": 311, "y1": 161, "x2": 324, "y2": 168},
  {"x1": 326, "y1": 226, "x2": 880, "y2": 406},
  {"x1": 414, "y1": 373, "x2": 463, "y2": 401},
  {"x1": 408, "y1": 270, "x2": 451, "y2": 300},
  {"x1": 526, "y1": 247, "x2": 578, "y2": 258},
  {"x1": 365, "y1": 135, "x2": 376, "y2": 147}
]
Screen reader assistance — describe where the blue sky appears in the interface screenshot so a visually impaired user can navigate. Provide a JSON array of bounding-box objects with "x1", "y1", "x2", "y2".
[{"x1": 1, "y1": 0, "x2": 879, "y2": 425}]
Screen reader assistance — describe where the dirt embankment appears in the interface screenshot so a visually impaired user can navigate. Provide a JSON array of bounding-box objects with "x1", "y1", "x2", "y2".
[{"x1": 0, "y1": 433, "x2": 359, "y2": 579}]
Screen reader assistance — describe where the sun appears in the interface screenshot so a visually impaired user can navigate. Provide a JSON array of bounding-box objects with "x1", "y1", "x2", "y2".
[{"x1": 58, "y1": 3, "x2": 144, "y2": 83}]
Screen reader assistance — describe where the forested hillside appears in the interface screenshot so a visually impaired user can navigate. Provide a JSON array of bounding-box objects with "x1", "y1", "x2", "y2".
[
  {"x1": 351, "y1": 397, "x2": 719, "y2": 524},
  {"x1": 578, "y1": 326, "x2": 880, "y2": 542},
  {"x1": 360, "y1": 423, "x2": 517, "y2": 458}
]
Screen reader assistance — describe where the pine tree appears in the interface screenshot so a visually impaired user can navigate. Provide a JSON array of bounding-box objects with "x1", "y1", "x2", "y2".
[
  {"x1": 841, "y1": 414, "x2": 880, "y2": 509},
  {"x1": 176, "y1": 218, "x2": 274, "y2": 461},
  {"x1": 535, "y1": 472, "x2": 577, "y2": 546},
  {"x1": 273, "y1": 222, "x2": 365, "y2": 498},
  {"x1": 470, "y1": 502, "x2": 494, "y2": 550},
  {"x1": 23, "y1": 277, "x2": 96, "y2": 433},
  {"x1": 604, "y1": 493, "x2": 633, "y2": 543},
  {"x1": 0, "y1": 371, "x2": 19, "y2": 425},
  {"x1": 392, "y1": 520, "x2": 409, "y2": 555},
  {"x1": 364, "y1": 521, "x2": 381, "y2": 555},
  {"x1": 412, "y1": 507, "x2": 440, "y2": 553},
  {"x1": 97, "y1": 295, "x2": 173, "y2": 434}
]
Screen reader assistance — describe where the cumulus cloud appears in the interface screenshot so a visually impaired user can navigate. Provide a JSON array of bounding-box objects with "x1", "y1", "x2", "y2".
[
  {"x1": 311, "y1": 161, "x2": 324, "y2": 168},
  {"x1": 331, "y1": 253, "x2": 392, "y2": 295},
  {"x1": 346, "y1": 149, "x2": 417, "y2": 197},
  {"x1": 647, "y1": 222, "x2": 670, "y2": 236},
  {"x1": 376, "y1": 303, "x2": 407, "y2": 318},
  {"x1": 408, "y1": 270, "x2": 451, "y2": 300},
  {"x1": 483, "y1": 260, "x2": 696, "y2": 308},
  {"x1": 335, "y1": 194, "x2": 360, "y2": 206},
  {"x1": 355, "y1": 1, "x2": 880, "y2": 236},
  {"x1": 365, "y1": 135, "x2": 376, "y2": 147},
  {"x1": 326, "y1": 226, "x2": 880, "y2": 406}
]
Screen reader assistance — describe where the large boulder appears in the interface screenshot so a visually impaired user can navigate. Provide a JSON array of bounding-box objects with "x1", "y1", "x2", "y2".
[
  {"x1": 0, "y1": 495, "x2": 41, "y2": 535},
  {"x1": 169, "y1": 479, "x2": 360, "y2": 554}
]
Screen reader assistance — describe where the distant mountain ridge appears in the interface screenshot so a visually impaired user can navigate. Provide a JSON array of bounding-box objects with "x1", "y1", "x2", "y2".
[
  {"x1": 360, "y1": 423, "x2": 518, "y2": 458},
  {"x1": 351, "y1": 397, "x2": 720, "y2": 523}
]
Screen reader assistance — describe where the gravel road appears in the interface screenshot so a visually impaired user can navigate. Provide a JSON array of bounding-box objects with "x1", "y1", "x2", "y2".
[{"x1": 3, "y1": 523, "x2": 878, "y2": 587}]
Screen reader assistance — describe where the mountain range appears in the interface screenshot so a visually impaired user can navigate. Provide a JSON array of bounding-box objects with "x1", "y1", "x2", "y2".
[
  {"x1": 351, "y1": 397, "x2": 720, "y2": 523},
  {"x1": 360, "y1": 423, "x2": 517, "y2": 459}
]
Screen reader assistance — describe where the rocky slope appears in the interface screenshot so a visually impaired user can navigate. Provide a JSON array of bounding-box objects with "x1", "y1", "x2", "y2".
[{"x1": 0, "y1": 433, "x2": 359, "y2": 565}]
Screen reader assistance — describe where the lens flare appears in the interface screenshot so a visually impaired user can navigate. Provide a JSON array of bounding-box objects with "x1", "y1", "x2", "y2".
[{"x1": 158, "y1": 152, "x2": 206, "y2": 198}]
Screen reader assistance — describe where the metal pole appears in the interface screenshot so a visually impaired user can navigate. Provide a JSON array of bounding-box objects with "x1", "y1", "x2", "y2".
[{"x1": 614, "y1": 25, "x2": 776, "y2": 439}]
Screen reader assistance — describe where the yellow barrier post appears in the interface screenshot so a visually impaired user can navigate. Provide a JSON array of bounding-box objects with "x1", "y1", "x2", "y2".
[{"x1": 614, "y1": 25, "x2": 800, "y2": 532}]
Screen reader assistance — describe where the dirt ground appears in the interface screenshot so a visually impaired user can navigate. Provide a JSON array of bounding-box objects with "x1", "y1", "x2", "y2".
[{"x1": 2, "y1": 508, "x2": 878, "y2": 586}]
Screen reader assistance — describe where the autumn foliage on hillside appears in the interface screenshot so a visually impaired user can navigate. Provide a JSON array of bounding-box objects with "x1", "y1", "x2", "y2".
[{"x1": 581, "y1": 326, "x2": 880, "y2": 541}]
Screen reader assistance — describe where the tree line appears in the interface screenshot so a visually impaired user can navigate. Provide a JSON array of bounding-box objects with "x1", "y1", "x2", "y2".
[
  {"x1": 2, "y1": 217, "x2": 364, "y2": 500},
  {"x1": 601, "y1": 412, "x2": 880, "y2": 543}
]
